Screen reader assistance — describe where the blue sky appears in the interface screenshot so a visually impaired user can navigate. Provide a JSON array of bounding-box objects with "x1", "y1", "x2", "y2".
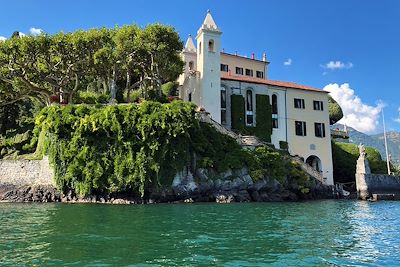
[{"x1": 1, "y1": 0, "x2": 399, "y2": 134}]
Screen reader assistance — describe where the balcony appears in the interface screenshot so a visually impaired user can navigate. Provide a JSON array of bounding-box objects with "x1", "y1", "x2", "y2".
[{"x1": 331, "y1": 129, "x2": 349, "y2": 139}]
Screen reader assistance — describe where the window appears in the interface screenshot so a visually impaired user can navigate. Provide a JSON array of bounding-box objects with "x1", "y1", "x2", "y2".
[
  {"x1": 246, "y1": 90, "x2": 254, "y2": 125},
  {"x1": 313, "y1": 100, "x2": 324, "y2": 111},
  {"x1": 221, "y1": 87, "x2": 227, "y2": 124},
  {"x1": 295, "y1": 121, "x2": 307, "y2": 136},
  {"x1": 189, "y1": 61, "x2": 194, "y2": 70},
  {"x1": 272, "y1": 94, "x2": 278, "y2": 128},
  {"x1": 220, "y1": 64, "x2": 228, "y2": 72},
  {"x1": 294, "y1": 98, "x2": 305, "y2": 109},
  {"x1": 315, "y1": 123, "x2": 326, "y2": 137},
  {"x1": 236, "y1": 67, "x2": 243, "y2": 75},
  {"x1": 208, "y1": 39, "x2": 214, "y2": 52},
  {"x1": 272, "y1": 118, "x2": 278, "y2": 128},
  {"x1": 256, "y1": 71, "x2": 264, "y2": 78},
  {"x1": 272, "y1": 94, "x2": 278, "y2": 115},
  {"x1": 188, "y1": 93, "x2": 192, "y2": 102},
  {"x1": 245, "y1": 69, "x2": 253, "y2": 77}
]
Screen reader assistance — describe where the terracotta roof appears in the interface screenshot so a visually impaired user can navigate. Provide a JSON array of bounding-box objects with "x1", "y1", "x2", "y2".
[{"x1": 221, "y1": 73, "x2": 327, "y2": 93}]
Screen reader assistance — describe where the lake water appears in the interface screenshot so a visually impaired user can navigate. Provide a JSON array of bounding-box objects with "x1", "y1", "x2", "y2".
[{"x1": 1, "y1": 200, "x2": 399, "y2": 266}]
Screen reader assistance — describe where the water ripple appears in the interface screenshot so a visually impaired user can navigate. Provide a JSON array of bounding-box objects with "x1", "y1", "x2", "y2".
[{"x1": 1, "y1": 201, "x2": 400, "y2": 266}]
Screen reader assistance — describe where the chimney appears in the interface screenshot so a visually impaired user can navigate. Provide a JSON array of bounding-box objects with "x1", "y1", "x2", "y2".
[
  {"x1": 262, "y1": 52, "x2": 267, "y2": 62},
  {"x1": 252, "y1": 53, "x2": 255, "y2": 60}
]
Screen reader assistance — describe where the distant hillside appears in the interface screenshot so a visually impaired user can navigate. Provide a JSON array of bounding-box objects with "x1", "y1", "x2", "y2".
[{"x1": 332, "y1": 124, "x2": 400, "y2": 164}]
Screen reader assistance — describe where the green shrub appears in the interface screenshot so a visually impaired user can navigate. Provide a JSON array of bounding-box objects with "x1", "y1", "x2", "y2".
[
  {"x1": 73, "y1": 91, "x2": 110, "y2": 104},
  {"x1": 279, "y1": 141, "x2": 288, "y2": 150},
  {"x1": 332, "y1": 142, "x2": 388, "y2": 183},
  {"x1": 161, "y1": 81, "x2": 178, "y2": 97}
]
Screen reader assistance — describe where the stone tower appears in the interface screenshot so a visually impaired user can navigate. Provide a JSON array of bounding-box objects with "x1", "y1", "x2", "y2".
[
  {"x1": 195, "y1": 10, "x2": 222, "y2": 123},
  {"x1": 178, "y1": 35, "x2": 197, "y2": 86}
]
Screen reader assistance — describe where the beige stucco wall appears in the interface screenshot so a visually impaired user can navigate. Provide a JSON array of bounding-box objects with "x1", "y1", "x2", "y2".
[
  {"x1": 268, "y1": 86, "x2": 288, "y2": 149},
  {"x1": 286, "y1": 89, "x2": 334, "y2": 185},
  {"x1": 221, "y1": 53, "x2": 267, "y2": 78}
]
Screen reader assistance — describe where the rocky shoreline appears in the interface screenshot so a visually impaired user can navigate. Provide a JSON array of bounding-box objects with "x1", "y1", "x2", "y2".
[{"x1": 0, "y1": 171, "x2": 345, "y2": 204}]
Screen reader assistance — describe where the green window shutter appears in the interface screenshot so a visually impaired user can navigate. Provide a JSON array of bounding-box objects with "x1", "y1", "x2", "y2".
[{"x1": 231, "y1": 95, "x2": 245, "y2": 131}]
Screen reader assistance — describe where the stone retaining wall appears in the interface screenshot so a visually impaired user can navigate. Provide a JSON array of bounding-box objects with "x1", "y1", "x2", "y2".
[{"x1": 0, "y1": 156, "x2": 54, "y2": 186}]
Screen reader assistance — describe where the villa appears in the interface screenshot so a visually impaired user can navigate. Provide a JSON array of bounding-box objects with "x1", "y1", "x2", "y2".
[{"x1": 178, "y1": 11, "x2": 333, "y2": 185}]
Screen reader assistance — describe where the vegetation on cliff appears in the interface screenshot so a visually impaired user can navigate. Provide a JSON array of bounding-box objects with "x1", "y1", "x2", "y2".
[
  {"x1": 332, "y1": 142, "x2": 389, "y2": 183},
  {"x1": 27, "y1": 101, "x2": 312, "y2": 197}
]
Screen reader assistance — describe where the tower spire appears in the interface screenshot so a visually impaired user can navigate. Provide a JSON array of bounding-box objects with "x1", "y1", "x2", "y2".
[
  {"x1": 184, "y1": 34, "x2": 196, "y2": 53},
  {"x1": 198, "y1": 10, "x2": 220, "y2": 33}
]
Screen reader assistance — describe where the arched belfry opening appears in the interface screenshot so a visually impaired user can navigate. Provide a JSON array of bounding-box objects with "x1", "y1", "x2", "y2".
[
  {"x1": 306, "y1": 155, "x2": 322, "y2": 172},
  {"x1": 208, "y1": 39, "x2": 214, "y2": 52}
]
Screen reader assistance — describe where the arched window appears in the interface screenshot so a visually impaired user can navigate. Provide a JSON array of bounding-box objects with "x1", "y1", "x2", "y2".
[
  {"x1": 246, "y1": 89, "x2": 254, "y2": 126},
  {"x1": 272, "y1": 94, "x2": 278, "y2": 128},
  {"x1": 221, "y1": 86, "x2": 227, "y2": 124},
  {"x1": 188, "y1": 61, "x2": 194, "y2": 70},
  {"x1": 272, "y1": 94, "x2": 278, "y2": 114},
  {"x1": 208, "y1": 39, "x2": 214, "y2": 52}
]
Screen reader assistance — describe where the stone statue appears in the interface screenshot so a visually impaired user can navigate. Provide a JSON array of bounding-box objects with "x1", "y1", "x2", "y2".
[{"x1": 358, "y1": 143, "x2": 366, "y2": 158}]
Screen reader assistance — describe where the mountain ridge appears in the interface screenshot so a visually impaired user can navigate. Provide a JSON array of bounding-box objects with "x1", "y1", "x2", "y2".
[{"x1": 332, "y1": 124, "x2": 400, "y2": 164}]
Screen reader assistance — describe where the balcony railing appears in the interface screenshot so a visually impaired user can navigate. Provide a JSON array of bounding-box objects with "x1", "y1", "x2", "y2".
[{"x1": 331, "y1": 129, "x2": 349, "y2": 139}]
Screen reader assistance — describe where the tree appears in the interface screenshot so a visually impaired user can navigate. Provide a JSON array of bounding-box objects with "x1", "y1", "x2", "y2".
[
  {"x1": 0, "y1": 24, "x2": 184, "y2": 105},
  {"x1": 328, "y1": 95, "x2": 343, "y2": 125},
  {"x1": 133, "y1": 24, "x2": 184, "y2": 100}
]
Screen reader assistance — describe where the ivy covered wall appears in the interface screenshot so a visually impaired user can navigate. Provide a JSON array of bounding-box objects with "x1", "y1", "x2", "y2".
[
  {"x1": 230, "y1": 94, "x2": 272, "y2": 142},
  {"x1": 230, "y1": 95, "x2": 245, "y2": 132}
]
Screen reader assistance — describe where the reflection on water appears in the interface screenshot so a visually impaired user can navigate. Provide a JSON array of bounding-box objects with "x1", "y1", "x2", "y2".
[{"x1": 1, "y1": 201, "x2": 400, "y2": 266}]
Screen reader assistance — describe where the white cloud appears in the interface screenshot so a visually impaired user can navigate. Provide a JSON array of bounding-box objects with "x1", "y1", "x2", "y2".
[
  {"x1": 322, "y1": 61, "x2": 353, "y2": 70},
  {"x1": 0, "y1": 36, "x2": 6, "y2": 41},
  {"x1": 18, "y1": 32, "x2": 26, "y2": 37},
  {"x1": 393, "y1": 107, "x2": 400, "y2": 123},
  {"x1": 283, "y1": 58, "x2": 292, "y2": 66},
  {"x1": 324, "y1": 83, "x2": 384, "y2": 134},
  {"x1": 29, "y1": 27, "x2": 43, "y2": 35}
]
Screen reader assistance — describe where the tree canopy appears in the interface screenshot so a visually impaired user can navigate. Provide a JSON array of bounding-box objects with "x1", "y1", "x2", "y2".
[
  {"x1": 328, "y1": 95, "x2": 344, "y2": 125},
  {"x1": 0, "y1": 24, "x2": 184, "y2": 106}
]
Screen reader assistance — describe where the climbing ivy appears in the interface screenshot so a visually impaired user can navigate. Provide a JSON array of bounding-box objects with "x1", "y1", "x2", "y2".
[
  {"x1": 231, "y1": 95, "x2": 245, "y2": 132},
  {"x1": 255, "y1": 94, "x2": 272, "y2": 142},
  {"x1": 32, "y1": 101, "x2": 249, "y2": 197},
  {"x1": 230, "y1": 94, "x2": 272, "y2": 142}
]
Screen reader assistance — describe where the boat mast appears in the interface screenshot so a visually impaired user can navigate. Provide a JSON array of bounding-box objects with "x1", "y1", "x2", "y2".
[{"x1": 382, "y1": 109, "x2": 391, "y2": 175}]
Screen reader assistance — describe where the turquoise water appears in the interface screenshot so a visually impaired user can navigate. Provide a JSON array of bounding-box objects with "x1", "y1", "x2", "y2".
[{"x1": 1, "y1": 201, "x2": 399, "y2": 266}]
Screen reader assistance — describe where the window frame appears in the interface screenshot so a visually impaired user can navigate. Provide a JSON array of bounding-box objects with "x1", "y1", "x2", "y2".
[
  {"x1": 246, "y1": 89, "x2": 254, "y2": 126},
  {"x1": 314, "y1": 122, "x2": 326, "y2": 138},
  {"x1": 220, "y1": 64, "x2": 229, "y2": 72},
  {"x1": 245, "y1": 68, "x2": 253, "y2": 77},
  {"x1": 313, "y1": 100, "x2": 324, "y2": 111},
  {"x1": 294, "y1": 98, "x2": 305, "y2": 109},
  {"x1": 295, "y1": 121, "x2": 307, "y2": 136},
  {"x1": 235, "y1": 67, "x2": 244, "y2": 75},
  {"x1": 221, "y1": 86, "x2": 227, "y2": 124}
]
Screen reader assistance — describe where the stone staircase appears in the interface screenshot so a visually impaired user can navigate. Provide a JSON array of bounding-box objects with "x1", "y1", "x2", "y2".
[
  {"x1": 292, "y1": 156, "x2": 326, "y2": 184},
  {"x1": 197, "y1": 111, "x2": 327, "y2": 184}
]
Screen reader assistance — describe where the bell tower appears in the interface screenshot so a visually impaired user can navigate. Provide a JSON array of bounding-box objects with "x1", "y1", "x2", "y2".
[{"x1": 195, "y1": 10, "x2": 222, "y2": 123}]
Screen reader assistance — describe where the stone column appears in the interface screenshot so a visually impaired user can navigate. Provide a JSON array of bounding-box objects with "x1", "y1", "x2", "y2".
[{"x1": 355, "y1": 144, "x2": 371, "y2": 200}]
